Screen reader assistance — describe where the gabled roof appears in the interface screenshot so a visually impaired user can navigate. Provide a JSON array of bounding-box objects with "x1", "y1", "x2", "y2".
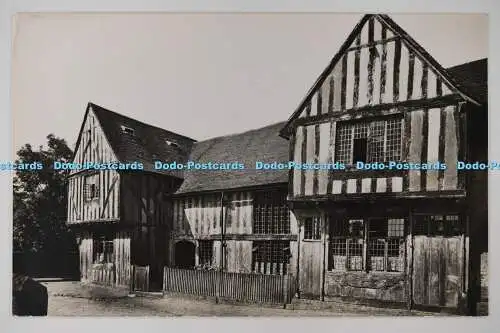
[
  {"x1": 446, "y1": 58, "x2": 487, "y2": 105},
  {"x1": 174, "y1": 122, "x2": 289, "y2": 194},
  {"x1": 73, "y1": 102, "x2": 197, "y2": 177},
  {"x1": 377, "y1": 14, "x2": 482, "y2": 106},
  {"x1": 279, "y1": 14, "x2": 483, "y2": 139}
]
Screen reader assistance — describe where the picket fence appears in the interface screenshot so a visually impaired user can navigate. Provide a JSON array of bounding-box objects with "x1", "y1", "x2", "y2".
[{"x1": 163, "y1": 267, "x2": 296, "y2": 305}]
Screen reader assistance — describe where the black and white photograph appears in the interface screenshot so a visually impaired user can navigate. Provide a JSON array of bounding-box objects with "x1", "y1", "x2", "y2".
[{"x1": 9, "y1": 11, "x2": 489, "y2": 319}]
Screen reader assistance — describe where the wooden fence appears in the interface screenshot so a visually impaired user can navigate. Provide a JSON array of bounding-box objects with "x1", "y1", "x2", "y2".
[
  {"x1": 91, "y1": 264, "x2": 115, "y2": 286},
  {"x1": 163, "y1": 267, "x2": 296, "y2": 305}
]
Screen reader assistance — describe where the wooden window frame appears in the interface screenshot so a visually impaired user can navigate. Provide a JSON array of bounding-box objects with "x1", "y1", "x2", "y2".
[
  {"x1": 412, "y1": 214, "x2": 464, "y2": 237},
  {"x1": 93, "y1": 232, "x2": 114, "y2": 264},
  {"x1": 120, "y1": 125, "x2": 135, "y2": 135},
  {"x1": 251, "y1": 240, "x2": 290, "y2": 275},
  {"x1": 335, "y1": 115, "x2": 404, "y2": 166},
  {"x1": 303, "y1": 216, "x2": 321, "y2": 241},
  {"x1": 198, "y1": 240, "x2": 214, "y2": 267},
  {"x1": 329, "y1": 217, "x2": 406, "y2": 273},
  {"x1": 252, "y1": 190, "x2": 290, "y2": 234},
  {"x1": 84, "y1": 173, "x2": 100, "y2": 201}
]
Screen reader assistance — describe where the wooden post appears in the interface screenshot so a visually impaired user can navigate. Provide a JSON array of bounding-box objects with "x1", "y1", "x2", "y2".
[
  {"x1": 145, "y1": 266, "x2": 150, "y2": 292},
  {"x1": 466, "y1": 213, "x2": 478, "y2": 316},
  {"x1": 346, "y1": 239, "x2": 350, "y2": 270},
  {"x1": 363, "y1": 220, "x2": 368, "y2": 272},
  {"x1": 216, "y1": 191, "x2": 224, "y2": 304},
  {"x1": 321, "y1": 213, "x2": 327, "y2": 301},
  {"x1": 407, "y1": 209, "x2": 414, "y2": 311},
  {"x1": 283, "y1": 274, "x2": 289, "y2": 309},
  {"x1": 296, "y1": 224, "x2": 301, "y2": 298},
  {"x1": 464, "y1": 212, "x2": 470, "y2": 308},
  {"x1": 195, "y1": 240, "x2": 200, "y2": 267},
  {"x1": 129, "y1": 265, "x2": 135, "y2": 293},
  {"x1": 163, "y1": 266, "x2": 166, "y2": 292}
]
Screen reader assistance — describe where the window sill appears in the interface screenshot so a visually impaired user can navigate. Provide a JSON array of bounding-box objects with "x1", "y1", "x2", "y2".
[{"x1": 303, "y1": 239, "x2": 321, "y2": 242}]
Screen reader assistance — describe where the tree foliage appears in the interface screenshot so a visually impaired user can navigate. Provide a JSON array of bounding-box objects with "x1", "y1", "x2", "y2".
[{"x1": 13, "y1": 134, "x2": 75, "y2": 254}]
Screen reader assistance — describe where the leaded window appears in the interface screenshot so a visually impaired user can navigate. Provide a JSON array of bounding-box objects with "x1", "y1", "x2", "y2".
[{"x1": 335, "y1": 117, "x2": 403, "y2": 164}]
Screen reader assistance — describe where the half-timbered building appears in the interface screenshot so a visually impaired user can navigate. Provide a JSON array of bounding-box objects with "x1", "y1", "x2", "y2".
[
  {"x1": 279, "y1": 14, "x2": 487, "y2": 312},
  {"x1": 169, "y1": 123, "x2": 298, "y2": 277},
  {"x1": 67, "y1": 14, "x2": 487, "y2": 313},
  {"x1": 67, "y1": 103, "x2": 196, "y2": 290}
]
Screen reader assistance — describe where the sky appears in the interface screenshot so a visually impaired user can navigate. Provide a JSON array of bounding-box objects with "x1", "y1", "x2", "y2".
[{"x1": 11, "y1": 13, "x2": 488, "y2": 152}]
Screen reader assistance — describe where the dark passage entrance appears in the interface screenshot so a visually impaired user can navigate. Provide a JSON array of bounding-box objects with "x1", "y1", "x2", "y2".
[{"x1": 175, "y1": 241, "x2": 196, "y2": 269}]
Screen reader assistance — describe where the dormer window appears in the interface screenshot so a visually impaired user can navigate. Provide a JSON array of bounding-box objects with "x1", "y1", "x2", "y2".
[
  {"x1": 120, "y1": 125, "x2": 135, "y2": 135},
  {"x1": 165, "y1": 140, "x2": 180, "y2": 149}
]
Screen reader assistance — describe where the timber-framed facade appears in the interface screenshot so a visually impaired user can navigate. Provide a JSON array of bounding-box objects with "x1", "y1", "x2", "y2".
[
  {"x1": 67, "y1": 14, "x2": 487, "y2": 313},
  {"x1": 279, "y1": 14, "x2": 487, "y2": 313}
]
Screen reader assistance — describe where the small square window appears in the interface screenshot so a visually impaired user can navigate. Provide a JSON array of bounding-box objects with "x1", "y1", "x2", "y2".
[
  {"x1": 304, "y1": 217, "x2": 321, "y2": 240},
  {"x1": 84, "y1": 174, "x2": 99, "y2": 201},
  {"x1": 348, "y1": 219, "x2": 364, "y2": 238}
]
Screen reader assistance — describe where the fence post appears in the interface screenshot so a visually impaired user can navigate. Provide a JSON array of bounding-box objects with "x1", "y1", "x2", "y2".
[
  {"x1": 215, "y1": 270, "x2": 221, "y2": 303},
  {"x1": 283, "y1": 274, "x2": 289, "y2": 309},
  {"x1": 129, "y1": 265, "x2": 135, "y2": 293},
  {"x1": 163, "y1": 266, "x2": 166, "y2": 293}
]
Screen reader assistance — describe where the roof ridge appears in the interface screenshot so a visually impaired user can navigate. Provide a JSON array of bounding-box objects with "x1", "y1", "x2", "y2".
[{"x1": 193, "y1": 120, "x2": 287, "y2": 144}]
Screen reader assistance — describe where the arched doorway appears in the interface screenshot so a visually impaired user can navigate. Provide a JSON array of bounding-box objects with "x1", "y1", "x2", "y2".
[{"x1": 174, "y1": 241, "x2": 196, "y2": 269}]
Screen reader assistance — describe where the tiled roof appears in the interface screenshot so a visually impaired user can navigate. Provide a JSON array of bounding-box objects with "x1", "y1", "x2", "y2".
[
  {"x1": 446, "y1": 58, "x2": 488, "y2": 104},
  {"x1": 174, "y1": 122, "x2": 289, "y2": 194},
  {"x1": 89, "y1": 103, "x2": 196, "y2": 178}
]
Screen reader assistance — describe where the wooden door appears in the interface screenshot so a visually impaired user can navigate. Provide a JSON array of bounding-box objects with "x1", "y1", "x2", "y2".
[
  {"x1": 298, "y1": 215, "x2": 324, "y2": 299},
  {"x1": 412, "y1": 215, "x2": 465, "y2": 308}
]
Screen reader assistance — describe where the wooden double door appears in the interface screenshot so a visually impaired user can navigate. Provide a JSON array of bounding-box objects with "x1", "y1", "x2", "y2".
[
  {"x1": 411, "y1": 214, "x2": 466, "y2": 308},
  {"x1": 412, "y1": 235, "x2": 465, "y2": 308}
]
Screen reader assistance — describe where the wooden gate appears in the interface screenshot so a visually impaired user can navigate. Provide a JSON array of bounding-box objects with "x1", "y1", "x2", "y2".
[{"x1": 412, "y1": 236, "x2": 465, "y2": 308}]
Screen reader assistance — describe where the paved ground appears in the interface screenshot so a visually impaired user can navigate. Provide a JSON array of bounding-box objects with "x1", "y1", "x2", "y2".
[{"x1": 42, "y1": 281, "x2": 449, "y2": 317}]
